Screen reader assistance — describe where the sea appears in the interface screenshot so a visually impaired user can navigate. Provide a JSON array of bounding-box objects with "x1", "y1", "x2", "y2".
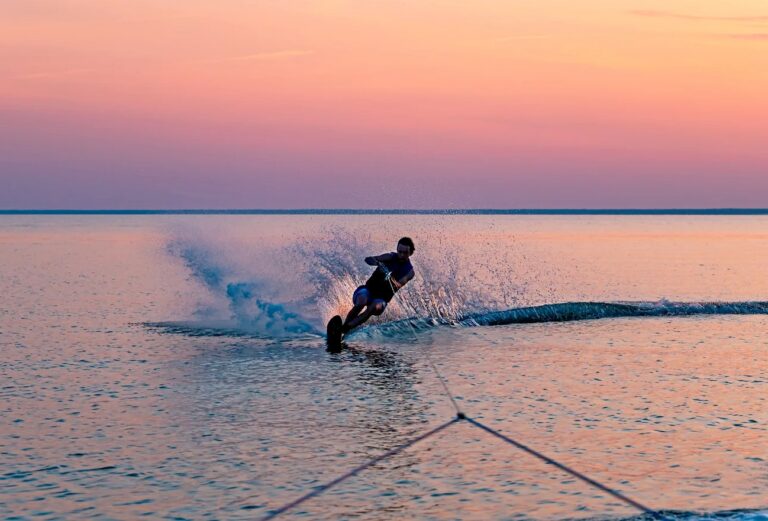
[{"x1": 1, "y1": 212, "x2": 766, "y2": 520}]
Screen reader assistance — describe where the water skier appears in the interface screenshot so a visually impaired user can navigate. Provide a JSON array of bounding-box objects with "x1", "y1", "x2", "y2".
[{"x1": 326, "y1": 237, "x2": 415, "y2": 346}]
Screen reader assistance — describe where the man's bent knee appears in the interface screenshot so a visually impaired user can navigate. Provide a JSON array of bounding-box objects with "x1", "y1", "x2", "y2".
[{"x1": 370, "y1": 301, "x2": 386, "y2": 315}]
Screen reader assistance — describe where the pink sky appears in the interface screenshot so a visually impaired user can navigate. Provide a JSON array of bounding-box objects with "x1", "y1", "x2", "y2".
[{"x1": 1, "y1": 0, "x2": 767, "y2": 208}]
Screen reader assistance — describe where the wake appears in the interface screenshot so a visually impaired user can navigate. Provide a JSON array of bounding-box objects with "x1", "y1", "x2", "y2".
[{"x1": 145, "y1": 300, "x2": 768, "y2": 340}]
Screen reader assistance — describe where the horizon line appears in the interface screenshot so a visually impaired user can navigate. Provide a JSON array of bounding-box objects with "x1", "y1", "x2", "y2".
[{"x1": 2, "y1": 208, "x2": 768, "y2": 215}]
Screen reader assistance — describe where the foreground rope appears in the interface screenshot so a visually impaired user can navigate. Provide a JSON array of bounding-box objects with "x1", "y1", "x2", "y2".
[{"x1": 252, "y1": 410, "x2": 665, "y2": 520}]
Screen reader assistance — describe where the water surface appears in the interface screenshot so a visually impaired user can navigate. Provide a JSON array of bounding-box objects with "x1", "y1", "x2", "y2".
[{"x1": 1, "y1": 215, "x2": 766, "y2": 520}]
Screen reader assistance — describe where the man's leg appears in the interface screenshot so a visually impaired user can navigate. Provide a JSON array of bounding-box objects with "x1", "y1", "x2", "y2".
[
  {"x1": 344, "y1": 304, "x2": 365, "y2": 327},
  {"x1": 344, "y1": 299, "x2": 386, "y2": 332}
]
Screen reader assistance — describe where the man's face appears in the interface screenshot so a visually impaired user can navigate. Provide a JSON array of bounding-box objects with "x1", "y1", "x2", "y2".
[{"x1": 396, "y1": 244, "x2": 411, "y2": 260}]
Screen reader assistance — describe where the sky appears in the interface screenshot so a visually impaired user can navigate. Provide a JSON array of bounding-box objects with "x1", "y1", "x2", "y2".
[{"x1": 1, "y1": 0, "x2": 767, "y2": 209}]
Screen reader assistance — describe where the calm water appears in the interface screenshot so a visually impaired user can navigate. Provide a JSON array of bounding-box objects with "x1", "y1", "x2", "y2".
[{"x1": 1, "y1": 215, "x2": 766, "y2": 520}]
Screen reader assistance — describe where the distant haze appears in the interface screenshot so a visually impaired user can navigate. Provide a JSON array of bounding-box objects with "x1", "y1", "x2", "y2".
[{"x1": 1, "y1": 0, "x2": 767, "y2": 209}]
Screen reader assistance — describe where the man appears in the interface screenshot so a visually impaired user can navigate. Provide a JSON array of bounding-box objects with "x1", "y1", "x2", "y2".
[{"x1": 342, "y1": 237, "x2": 416, "y2": 334}]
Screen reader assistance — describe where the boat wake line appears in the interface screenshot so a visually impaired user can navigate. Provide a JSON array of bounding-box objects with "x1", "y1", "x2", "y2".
[{"x1": 144, "y1": 300, "x2": 768, "y2": 340}]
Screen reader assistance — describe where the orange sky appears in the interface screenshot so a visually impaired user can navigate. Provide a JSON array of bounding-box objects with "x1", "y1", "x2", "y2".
[{"x1": 1, "y1": 0, "x2": 767, "y2": 208}]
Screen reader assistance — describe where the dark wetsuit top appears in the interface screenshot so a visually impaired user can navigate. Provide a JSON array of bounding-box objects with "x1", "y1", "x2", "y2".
[{"x1": 364, "y1": 254, "x2": 414, "y2": 302}]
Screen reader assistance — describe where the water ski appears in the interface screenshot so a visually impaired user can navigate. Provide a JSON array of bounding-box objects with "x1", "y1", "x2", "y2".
[{"x1": 326, "y1": 315, "x2": 343, "y2": 350}]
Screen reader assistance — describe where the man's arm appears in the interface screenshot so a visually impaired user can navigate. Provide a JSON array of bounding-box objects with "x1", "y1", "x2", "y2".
[
  {"x1": 364, "y1": 253, "x2": 396, "y2": 266},
  {"x1": 391, "y1": 269, "x2": 415, "y2": 290}
]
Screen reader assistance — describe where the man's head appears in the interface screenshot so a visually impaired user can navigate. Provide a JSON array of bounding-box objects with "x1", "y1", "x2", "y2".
[{"x1": 396, "y1": 237, "x2": 415, "y2": 260}]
